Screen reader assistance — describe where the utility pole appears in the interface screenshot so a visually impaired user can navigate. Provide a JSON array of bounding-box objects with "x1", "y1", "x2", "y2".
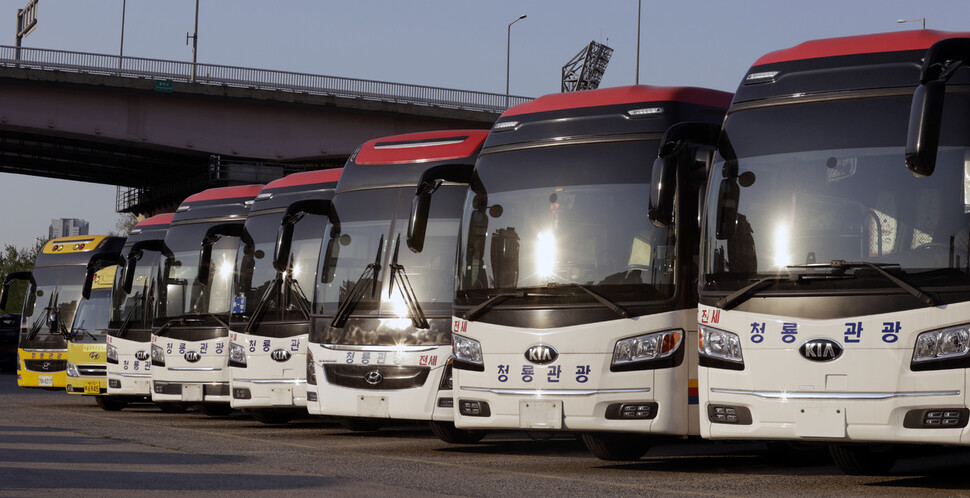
[
  {"x1": 119, "y1": 0, "x2": 126, "y2": 69},
  {"x1": 186, "y1": 0, "x2": 199, "y2": 82}
]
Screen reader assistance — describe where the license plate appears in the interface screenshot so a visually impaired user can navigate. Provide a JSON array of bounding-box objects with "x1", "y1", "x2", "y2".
[
  {"x1": 796, "y1": 406, "x2": 846, "y2": 438},
  {"x1": 519, "y1": 399, "x2": 562, "y2": 429},
  {"x1": 182, "y1": 384, "x2": 204, "y2": 401},
  {"x1": 38, "y1": 376, "x2": 53, "y2": 386},
  {"x1": 84, "y1": 381, "x2": 100, "y2": 394}
]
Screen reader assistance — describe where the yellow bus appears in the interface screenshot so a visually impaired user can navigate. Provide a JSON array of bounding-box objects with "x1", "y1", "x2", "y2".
[
  {"x1": 65, "y1": 266, "x2": 117, "y2": 406},
  {"x1": 0, "y1": 235, "x2": 125, "y2": 389}
]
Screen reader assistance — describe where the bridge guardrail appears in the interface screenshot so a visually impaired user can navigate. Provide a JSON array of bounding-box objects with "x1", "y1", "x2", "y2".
[{"x1": 0, "y1": 45, "x2": 531, "y2": 114}]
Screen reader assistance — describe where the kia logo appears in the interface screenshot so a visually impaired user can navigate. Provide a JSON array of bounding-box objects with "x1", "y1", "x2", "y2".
[
  {"x1": 135, "y1": 351, "x2": 150, "y2": 361},
  {"x1": 364, "y1": 370, "x2": 383, "y2": 385},
  {"x1": 270, "y1": 349, "x2": 291, "y2": 362},
  {"x1": 184, "y1": 351, "x2": 202, "y2": 363},
  {"x1": 799, "y1": 338, "x2": 843, "y2": 362},
  {"x1": 525, "y1": 344, "x2": 558, "y2": 365}
]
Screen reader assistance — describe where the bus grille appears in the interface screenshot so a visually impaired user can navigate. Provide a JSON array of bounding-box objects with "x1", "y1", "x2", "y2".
[
  {"x1": 77, "y1": 365, "x2": 106, "y2": 376},
  {"x1": 323, "y1": 365, "x2": 430, "y2": 390},
  {"x1": 24, "y1": 359, "x2": 67, "y2": 372}
]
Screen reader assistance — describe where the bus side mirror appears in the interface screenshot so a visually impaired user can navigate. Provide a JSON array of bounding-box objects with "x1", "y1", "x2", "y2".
[
  {"x1": 122, "y1": 250, "x2": 141, "y2": 295},
  {"x1": 274, "y1": 199, "x2": 331, "y2": 273},
  {"x1": 0, "y1": 271, "x2": 32, "y2": 311},
  {"x1": 648, "y1": 154, "x2": 678, "y2": 228},
  {"x1": 715, "y1": 178, "x2": 740, "y2": 240},
  {"x1": 197, "y1": 223, "x2": 243, "y2": 285},
  {"x1": 905, "y1": 80, "x2": 945, "y2": 177},
  {"x1": 407, "y1": 163, "x2": 474, "y2": 253},
  {"x1": 81, "y1": 254, "x2": 122, "y2": 300}
]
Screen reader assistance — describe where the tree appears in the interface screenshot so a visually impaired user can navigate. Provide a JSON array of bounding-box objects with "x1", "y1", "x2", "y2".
[
  {"x1": 0, "y1": 239, "x2": 45, "y2": 314},
  {"x1": 111, "y1": 213, "x2": 139, "y2": 237}
]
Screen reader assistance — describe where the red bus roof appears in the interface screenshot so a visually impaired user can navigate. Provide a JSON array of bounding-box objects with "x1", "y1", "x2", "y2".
[
  {"x1": 755, "y1": 30, "x2": 970, "y2": 66},
  {"x1": 180, "y1": 184, "x2": 264, "y2": 204},
  {"x1": 263, "y1": 168, "x2": 343, "y2": 190},
  {"x1": 136, "y1": 212, "x2": 175, "y2": 227},
  {"x1": 354, "y1": 130, "x2": 489, "y2": 165},
  {"x1": 501, "y1": 85, "x2": 733, "y2": 117}
]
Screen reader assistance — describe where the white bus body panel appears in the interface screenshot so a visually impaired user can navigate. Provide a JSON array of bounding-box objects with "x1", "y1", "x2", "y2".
[
  {"x1": 105, "y1": 335, "x2": 152, "y2": 396},
  {"x1": 228, "y1": 331, "x2": 307, "y2": 409},
  {"x1": 699, "y1": 303, "x2": 970, "y2": 445},
  {"x1": 306, "y1": 342, "x2": 453, "y2": 421},
  {"x1": 150, "y1": 334, "x2": 230, "y2": 403},
  {"x1": 453, "y1": 309, "x2": 698, "y2": 434}
]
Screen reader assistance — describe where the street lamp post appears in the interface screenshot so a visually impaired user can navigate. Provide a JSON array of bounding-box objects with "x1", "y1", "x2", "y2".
[
  {"x1": 119, "y1": 0, "x2": 126, "y2": 70},
  {"x1": 635, "y1": 0, "x2": 641, "y2": 85},
  {"x1": 186, "y1": 0, "x2": 199, "y2": 82},
  {"x1": 506, "y1": 14, "x2": 526, "y2": 107},
  {"x1": 897, "y1": 17, "x2": 926, "y2": 29}
]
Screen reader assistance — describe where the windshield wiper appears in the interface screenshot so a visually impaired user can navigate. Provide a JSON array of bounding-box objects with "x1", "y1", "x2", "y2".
[
  {"x1": 26, "y1": 290, "x2": 56, "y2": 341},
  {"x1": 244, "y1": 273, "x2": 282, "y2": 333},
  {"x1": 545, "y1": 282, "x2": 632, "y2": 319},
  {"x1": 463, "y1": 292, "x2": 522, "y2": 321},
  {"x1": 388, "y1": 234, "x2": 429, "y2": 329},
  {"x1": 789, "y1": 260, "x2": 939, "y2": 307},
  {"x1": 156, "y1": 313, "x2": 229, "y2": 336},
  {"x1": 330, "y1": 235, "x2": 384, "y2": 328},
  {"x1": 715, "y1": 274, "x2": 802, "y2": 311},
  {"x1": 117, "y1": 292, "x2": 142, "y2": 338}
]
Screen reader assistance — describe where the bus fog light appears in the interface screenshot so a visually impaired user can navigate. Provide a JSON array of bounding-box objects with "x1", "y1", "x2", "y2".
[
  {"x1": 232, "y1": 388, "x2": 251, "y2": 399},
  {"x1": 605, "y1": 402, "x2": 658, "y2": 420},
  {"x1": 66, "y1": 361, "x2": 80, "y2": 377},
  {"x1": 228, "y1": 342, "x2": 247, "y2": 368},
  {"x1": 307, "y1": 391, "x2": 317, "y2": 402},
  {"x1": 699, "y1": 325, "x2": 743, "y2": 363},
  {"x1": 903, "y1": 408, "x2": 969, "y2": 428},
  {"x1": 108, "y1": 379, "x2": 121, "y2": 389},
  {"x1": 707, "y1": 404, "x2": 752, "y2": 425},
  {"x1": 438, "y1": 397, "x2": 454, "y2": 408},
  {"x1": 453, "y1": 334, "x2": 483, "y2": 367},
  {"x1": 612, "y1": 330, "x2": 682, "y2": 366},
  {"x1": 150, "y1": 344, "x2": 165, "y2": 366},
  {"x1": 459, "y1": 400, "x2": 490, "y2": 417}
]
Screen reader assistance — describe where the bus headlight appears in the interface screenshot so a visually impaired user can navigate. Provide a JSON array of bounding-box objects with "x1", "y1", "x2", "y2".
[
  {"x1": 611, "y1": 329, "x2": 683, "y2": 371},
  {"x1": 150, "y1": 344, "x2": 165, "y2": 367},
  {"x1": 453, "y1": 333, "x2": 484, "y2": 371},
  {"x1": 912, "y1": 323, "x2": 970, "y2": 371},
  {"x1": 228, "y1": 342, "x2": 247, "y2": 368},
  {"x1": 106, "y1": 344, "x2": 119, "y2": 364},
  {"x1": 698, "y1": 325, "x2": 744, "y2": 370},
  {"x1": 66, "y1": 361, "x2": 80, "y2": 377}
]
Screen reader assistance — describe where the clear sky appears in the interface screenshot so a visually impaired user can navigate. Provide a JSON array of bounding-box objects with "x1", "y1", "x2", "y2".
[{"x1": 0, "y1": 0, "x2": 968, "y2": 249}]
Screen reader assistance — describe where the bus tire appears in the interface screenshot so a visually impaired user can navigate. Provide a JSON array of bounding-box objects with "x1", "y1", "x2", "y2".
[
  {"x1": 157, "y1": 402, "x2": 189, "y2": 413},
  {"x1": 252, "y1": 409, "x2": 294, "y2": 425},
  {"x1": 429, "y1": 421, "x2": 485, "y2": 444},
  {"x1": 339, "y1": 418, "x2": 383, "y2": 432},
  {"x1": 829, "y1": 444, "x2": 897, "y2": 475},
  {"x1": 95, "y1": 395, "x2": 127, "y2": 411},
  {"x1": 580, "y1": 432, "x2": 650, "y2": 461},
  {"x1": 201, "y1": 403, "x2": 234, "y2": 417}
]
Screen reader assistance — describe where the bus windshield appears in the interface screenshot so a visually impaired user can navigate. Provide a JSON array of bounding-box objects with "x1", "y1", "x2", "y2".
[
  {"x1": 22, "y1": 265, "x2": 85, "y2": 343},
  {"x1": 313, "y1": 186, "x2": 463, "y2": 346},
  {"x1": 109, "y1": 249, "x2": 160, "y2": 340},
  {"x1": 232, "y1": 211, "x2": 325, "y2": 334},
  {"x1": 702, "y1": 95, "x2": 970, "y2": 294},
  {"x1": 71, "y1": 288, "x2": 111, "y2": 341},
  {"x1": 156, "y1": 222, "x2": 240, "y2": 322},
  {"x1": 455, "y1": 139, "x2": 674, "y2": 307}
]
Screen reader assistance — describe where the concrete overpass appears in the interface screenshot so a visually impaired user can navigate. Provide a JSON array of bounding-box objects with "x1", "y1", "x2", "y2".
[{"x1": 0, "y1": 45, "x2": 530, "y2": 214}]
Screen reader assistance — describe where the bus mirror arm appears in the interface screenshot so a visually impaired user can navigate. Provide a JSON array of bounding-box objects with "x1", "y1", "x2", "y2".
[
  {"x1": 906, "y1": 37, "x2": 970, "y2": 177},
  {"x1": 121, "y1": 240, "x2": 162, "y2": 295},
  {"x1": 274, "y1": 199, "x2": 331, "y2": 273},
  {"x1": 715, "y1": 177, "x2": 741, "y2": 240},
  {"x1": 0, "y1": 271, "x2": 32, "y2": 311},
  {"x1": 197, "y1": 223, "x2": 244, "y2": 285},
  {"x1": 650, "y1": 122, "x2": 722, "y2": 228},
  {"x1": 81, "y1": 253, "x2": 124, "y2": 300},
  {"x1": 408, "y1": 163, "x2": 475, "y2": 254}
]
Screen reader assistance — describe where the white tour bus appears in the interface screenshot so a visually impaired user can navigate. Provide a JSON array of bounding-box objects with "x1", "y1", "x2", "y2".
[
  {"x1": 448, "y1": 85, "x2": 731, "y2": 460},
  {"x1": 696, "y1": 30, "x2": 970, "y2": 475},
  {"x1": 228, "y1": 169, "x2": 341, "y2": 423}
]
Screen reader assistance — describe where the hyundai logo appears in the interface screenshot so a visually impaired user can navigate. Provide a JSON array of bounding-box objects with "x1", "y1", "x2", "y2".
[
  {"x1": 364, "y1": 370, "x2": 383, "y2": 385},
  {"x1": 89, "y1": 352, "x2": 100, "y2": 360},
  {"x1": 135, "y1": 351, "x2": 150, "y2": 361},
  {"x1": 42, "y1": 361, "x2": 51, "y2": 371},
  {"x1": 270, "y1": 349, "x2": 291, "y2": 362},
  {"x1": 184, "y1": 351, "x2": 202, "y2": 363},
  {"x1": 799, "y1": 338, "x2": 843, "y2": 362},
  {"x1": 525, "y1": 344, "x2": 558, "y2": 365}
]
